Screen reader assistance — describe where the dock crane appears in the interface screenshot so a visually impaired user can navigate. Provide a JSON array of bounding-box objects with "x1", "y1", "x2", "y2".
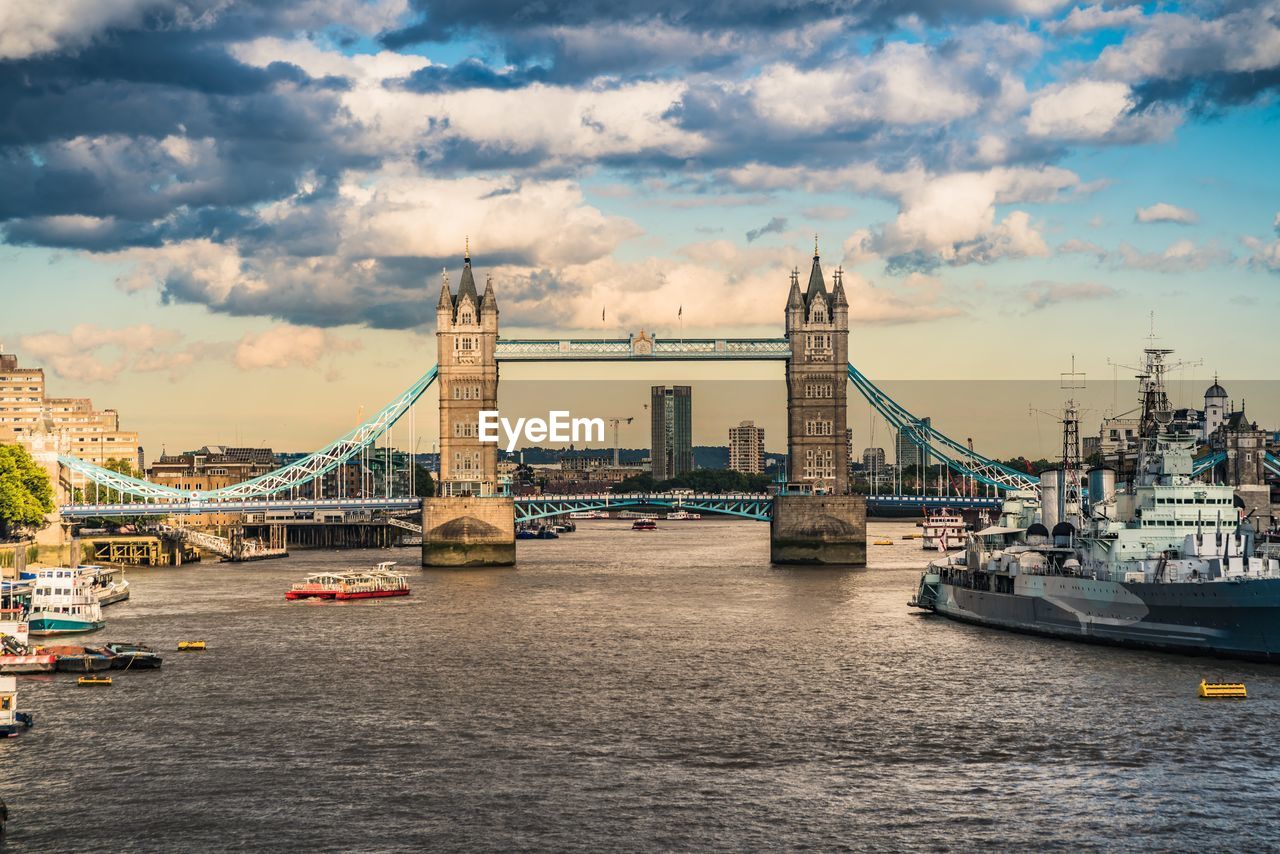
[{"x1": 607, "y1": 417, "x2": 634, "y2": 467}]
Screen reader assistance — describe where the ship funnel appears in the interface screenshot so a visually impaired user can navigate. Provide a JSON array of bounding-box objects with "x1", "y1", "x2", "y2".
[
  {"x1": 1039, "y1": 469, "x2": 1062, "y2": 529},
  {"x1": 1086, "y1": 467, "x2": 1116, "y2": 515}
]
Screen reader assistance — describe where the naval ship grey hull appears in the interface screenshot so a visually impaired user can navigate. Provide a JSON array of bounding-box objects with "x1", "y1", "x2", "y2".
[{"x1": 914, "y1": 572, "x2": 1280, "y2": 662}]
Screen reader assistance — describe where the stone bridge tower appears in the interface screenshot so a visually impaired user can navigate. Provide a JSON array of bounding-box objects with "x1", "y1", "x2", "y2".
[
  {"x1": 424, "y1": 245, "x2": 514, "y2": 567},
  {"x1": 771, "y1": 239, "x2": 864, "y2": 565},
  {"x1": 784, "y1": 242, "x2": 849, "y2": 494},
  {"x1": 435, "y1": 245, "x2": 500, "y2": 497}
]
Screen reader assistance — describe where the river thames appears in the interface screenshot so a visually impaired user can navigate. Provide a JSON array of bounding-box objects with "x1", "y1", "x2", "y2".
[{"x1": 3, "y1": 519, "x2": 1279, "y2": 851}]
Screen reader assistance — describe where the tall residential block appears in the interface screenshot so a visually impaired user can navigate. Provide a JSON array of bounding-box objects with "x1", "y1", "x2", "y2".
[
  {"x1": 728, "y1": 420, "x2": 765, "y2": 474},
  {"x1": 650, "y1": 385, "x2": 693, "y2": 479}
]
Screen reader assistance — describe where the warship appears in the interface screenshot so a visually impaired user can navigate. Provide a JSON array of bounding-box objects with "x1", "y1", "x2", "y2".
[{"x1": 911, "y1": 347, "x2": 1280, "y2": 661}]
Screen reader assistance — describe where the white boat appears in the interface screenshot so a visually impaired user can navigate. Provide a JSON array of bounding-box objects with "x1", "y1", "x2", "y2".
[
  {"x1": 920, "y1": 509, "x2": 967, "y2": 551},
  {"x1": 1, "y1": 675, "x2": 36, "y2": 737},
  {"x1": 664, "y1": 510, "x2": 702, "y2": 520},
  {"x1": 26, "y1": 568, "x2": 105, "y2": 636},
  {"x1": 568, "y1": 511, "x2": 607, "y2": 519},
  {"x1": 81, "y1": 565, "x2": 130, "y2": 607}
]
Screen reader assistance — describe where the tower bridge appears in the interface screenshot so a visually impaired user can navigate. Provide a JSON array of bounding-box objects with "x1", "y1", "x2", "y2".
[{"x1": 60, "y1": 242, "x2": 1064, "y2": 566}]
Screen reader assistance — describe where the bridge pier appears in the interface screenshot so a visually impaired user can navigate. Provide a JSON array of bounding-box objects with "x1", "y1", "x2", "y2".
[
  {"x1": 422, "y1": 497, "x2": 516, "y2": 567},
  {"x1": 770, "y1": 494, "x2": 866, "y2": 566}
]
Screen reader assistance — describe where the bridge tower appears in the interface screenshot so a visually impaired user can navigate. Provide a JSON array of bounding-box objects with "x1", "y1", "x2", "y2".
[
  {"x1": 424, "y1": 246, "x2": 515, "y2": 567},
  {"x1": 784, "y1": 242, "x2": 849, "y2": 494},
  {"x1": 435, "y1": 246, "x2": 500, "y2": 497},
  {"x1": 772, "y1": 239, "x2": 865, "y2": 565}
]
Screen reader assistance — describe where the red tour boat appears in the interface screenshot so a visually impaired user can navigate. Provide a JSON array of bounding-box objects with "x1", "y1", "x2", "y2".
[{"x1": 286, "y1": 562, "x2": 410, "y2": 601}]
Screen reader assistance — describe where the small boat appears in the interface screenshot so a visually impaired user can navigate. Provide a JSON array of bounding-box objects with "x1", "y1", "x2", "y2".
[
  {"x1": 664, "y1": 510, "x2": 702, "y2": 521},
  {"x1": 920, "y1": 509, "x2": 968, "y2": 551},
  {"x1": 177, "y1": 640, "x2": 207, "y2": 651},
  {"x1": 632, "y1": 519, "x2": 658, "y2": 531},
  {"x1": 1, "y1": 676, "x2": 35, "y2": 737},
  {"x1": 77, "y1": 675, "x2": 113, "y2": 687},
  {"x1": 44, "y1": 645, "x2": 114, "y2": 672},
  {"x1": 286, "y1": 562, "x2": 410, "y2": 601},
  {"x1": 536, "y1": 527, "x2": 560, "y2": 539},
  {"x1": 0, "y1": 653, "x2": 57, "y2": 674},
  {"x1": 104, "y1": 642, "x2": 163, "y2": 670},
  {"x1": 26, "y1": 568, "x2": 105, "y2": 636},
  {"x1": 568, "y1": 511, "x2": 607, "y2": 519},
  {"x1": 515, "y1": 528, "x2": 538, "y2": 540},
  {"x1": 82, "y1": 565, "x2": 130, "y2": 607}
]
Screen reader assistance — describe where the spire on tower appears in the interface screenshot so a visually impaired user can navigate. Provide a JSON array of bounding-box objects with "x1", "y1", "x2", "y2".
[
  {"x1": 437, "y1": 267, "x2": 453, "y2": 310},
  {"x1": 465, "y1": 235, "x2": 470, "y2": 262},
  {"x1": 814, "y1": 233, "x2": 820, "y2": 257}
]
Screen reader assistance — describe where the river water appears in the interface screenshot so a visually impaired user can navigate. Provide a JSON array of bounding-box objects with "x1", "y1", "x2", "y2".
[{"x1": 3, "y1": 519, "x2": 1279, "y2": 852}]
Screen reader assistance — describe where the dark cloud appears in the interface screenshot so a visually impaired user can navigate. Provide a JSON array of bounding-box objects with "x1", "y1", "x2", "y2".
[
  {"x1": 398, "y1": 58, "x2": 550, "y2": 92},
  {"x1": 1131, "y1": 67, "x2": 1280, "y2": 114},
  {"x1": 745, "y1": 216, "x2": 786, "y2": 242}
]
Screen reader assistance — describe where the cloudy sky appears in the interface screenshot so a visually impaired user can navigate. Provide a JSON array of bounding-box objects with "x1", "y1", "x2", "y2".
[{"x1": 1, "y1": 0, "x2": 1278, "y2": 453}]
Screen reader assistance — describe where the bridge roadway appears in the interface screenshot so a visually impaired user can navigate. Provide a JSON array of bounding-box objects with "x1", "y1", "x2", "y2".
[{"x1": 60, "y1": 493, "x2": 1002, "y2": 521}]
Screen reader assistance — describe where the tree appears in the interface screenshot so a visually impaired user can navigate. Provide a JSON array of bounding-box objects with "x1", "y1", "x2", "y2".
[
  {"x1": 0, "y1": 444, "x2": 55, "y2": 539},
  {"x1": 413, "y1": 464, "x2": 435, "y2": 498}
]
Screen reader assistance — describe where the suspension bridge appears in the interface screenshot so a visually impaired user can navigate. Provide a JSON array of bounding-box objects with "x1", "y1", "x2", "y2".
[
  {"x1": 56, "y1": 249, "x2": 1264, "y2": 564},
  {"x1": 58, "y1": 353, "x2": 1030, "y2": 520}
]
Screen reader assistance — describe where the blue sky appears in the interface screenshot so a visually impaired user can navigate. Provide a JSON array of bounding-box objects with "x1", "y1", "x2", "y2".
[{"x1": 0, "y1": 0, "x2": 1278, "y2": 452}]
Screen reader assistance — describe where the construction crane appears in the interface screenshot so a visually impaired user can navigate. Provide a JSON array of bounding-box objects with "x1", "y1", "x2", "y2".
[{"x1": 607, "y1": 417, "x2": 634, "y2": 467}]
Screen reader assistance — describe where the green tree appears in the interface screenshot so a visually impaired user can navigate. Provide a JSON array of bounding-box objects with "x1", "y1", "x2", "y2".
[
  {"x1": 413, "y1": 464, "x2": 435, "y2": 497},
  {"x1": 0, "y1": 444, "x2": 55, "y2": 538}
]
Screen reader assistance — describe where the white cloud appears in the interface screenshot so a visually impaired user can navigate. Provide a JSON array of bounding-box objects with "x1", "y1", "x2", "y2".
[
  {"x1": 750, "y1": 42, "x2": 983, "y2": 130},
  {"x1": 1094, "y1": 8, "x2": 1280, "y2": 82},
  {"x1": 16, "y1": 321, "x2": 362, "y2": 382},
  {"x1": 1135, "y1": 202, "x2": 1198, "y2": 224},
  {"x1": 234, "y1": 325, "x2": 359, "y2": 370},
  {"x1": 1242, "y1": 234, "x2": 1280, "y2": 274},
  {"x1": 727, "y1": 161, "x2": 1086, "y2": 270},
  {"x1": 231, "y1": 38, "x2": 704, "y2": 165},
  {"x1": 1023, "y1": 280, "x2": 1118, "y2": 310},
  {"x1": 1116, "y1": 239, "x2": 1231, "y2": 272},
  {"x1": 1047, "y1": 5, "x2": 1144, "y2": 35},
  {"x1": 0, "y1": 0, "x2": 171, "y2": 60},
  {"x1": 18, "y1": 323, "x2": 195, "y2": 383},
  {"x1": 1026, "y1": 79, "x2": 1166, "y2": 141}
]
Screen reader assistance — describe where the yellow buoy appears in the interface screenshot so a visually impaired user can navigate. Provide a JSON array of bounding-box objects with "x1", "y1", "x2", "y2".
[
  {"x1": 874, "y1": 539, "x2": 894, "y2": 546},
  {"x1": 177, "y1": 640, "x2": 207, "y2": 651},
  {"x1": 1198, "y1": 679, "x2": 1246, "y2": 699},
  {"x1": 77, "y1": 675, "x2": 112, "y2": 687}
]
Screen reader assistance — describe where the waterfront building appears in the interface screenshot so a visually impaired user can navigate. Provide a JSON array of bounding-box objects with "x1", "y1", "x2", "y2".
[
  {"x1": 436, "y1": 248, "x2": 500, "y2": 496},
  {"x1": 728, "y1": 421, "x2": 765, "y2": 474},
  {"x1": 0, "y1": 351, "x2": 141, "y2": 471},
  {"x1": 895, "y1": 417, "x2": 931, "y2": 471},
  {"x1": 860, "y1": 447, "x2": 893, "y2": 492},
  {"x1": 650, "y1": 386, "x2": 693, "y2": 479}
]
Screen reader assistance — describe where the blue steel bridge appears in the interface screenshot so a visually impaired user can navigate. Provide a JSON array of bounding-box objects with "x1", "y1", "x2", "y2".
[{"x1": 56, "y1": 334, "x2": 1252, "y2": 522}]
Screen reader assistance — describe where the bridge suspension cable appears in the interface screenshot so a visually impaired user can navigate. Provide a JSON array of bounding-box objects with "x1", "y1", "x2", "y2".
[
  {"x1": 60, "y1": 365, "x2": 439, "y2": 502},
  {"x1": 846, "y1": 363, "x2": 1039, "y2": 492}
]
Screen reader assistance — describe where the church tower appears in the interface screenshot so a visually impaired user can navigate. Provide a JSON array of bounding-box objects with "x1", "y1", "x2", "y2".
[
  {"x1": 784, "y1": 239, "x2": 849, "y2": 494},
  {"x1": 436, "y1": 243, "x2": 499, "y2": 496}
]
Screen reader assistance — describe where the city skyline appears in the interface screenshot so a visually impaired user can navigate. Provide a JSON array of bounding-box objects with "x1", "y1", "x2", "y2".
[{"x1": 2, "y1": 1, "x2": 1279, "y2": 451}]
